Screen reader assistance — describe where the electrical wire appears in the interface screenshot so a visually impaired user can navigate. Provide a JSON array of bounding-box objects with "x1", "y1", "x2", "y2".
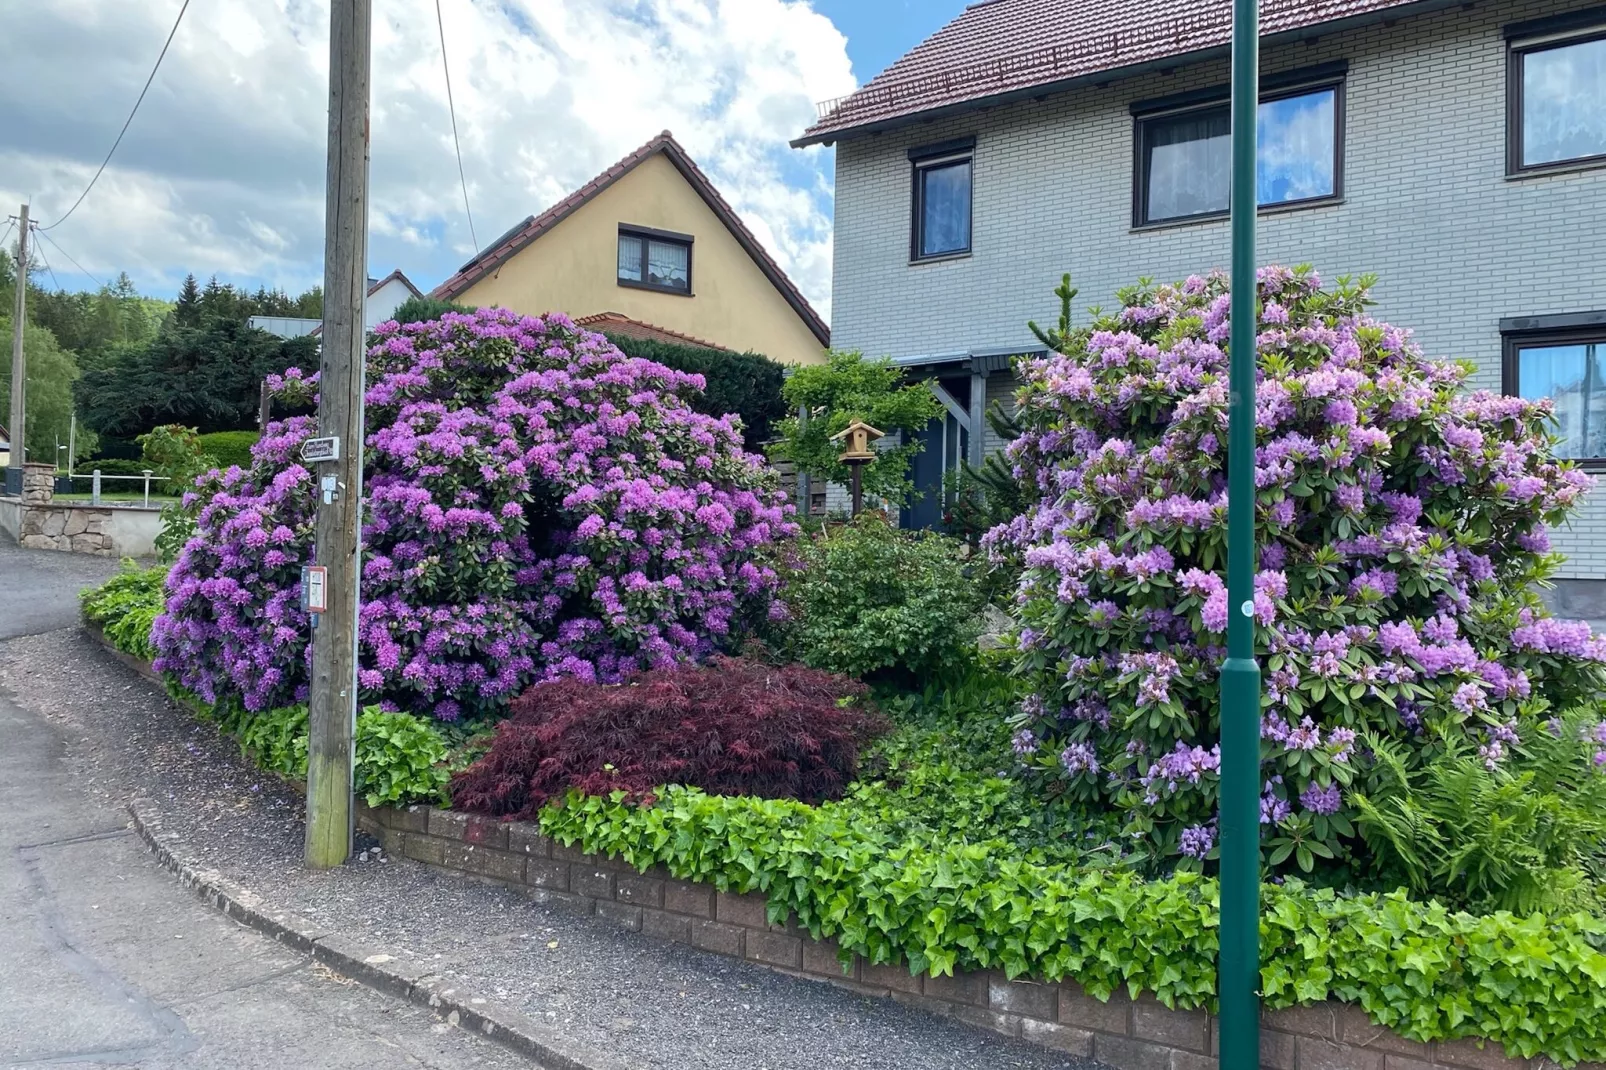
[
  {"x1": 32, "y1": 231, "x2": 63, "y2": 292},
  {"x1": 434, "y1": 0, "x2": 478, "y2": 251},
  {"x1": 0, "y1": 220, "x2": 16, "y2": 256},
  {"x1": 40, "y1": 0, "x2": 193, "y2": 231},
  {"x1": 34, "y1": 228, "x2": 108, "y2": 291}
]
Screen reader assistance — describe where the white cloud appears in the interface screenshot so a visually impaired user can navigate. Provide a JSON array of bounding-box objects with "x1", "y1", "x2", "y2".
[{"x1": 0, "y1": 0, "x2": 854, "y2": 321}]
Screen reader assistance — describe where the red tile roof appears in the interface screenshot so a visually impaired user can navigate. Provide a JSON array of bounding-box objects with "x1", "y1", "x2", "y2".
[
  {"x1": 796, "y1": 0, "x2": 1430, "y2": 145},
  {"x1": 574, "y1": 312, "x2": 734, "y2": 352},
  {"x1": 431, "y1": 132, "x2": 830, "y2": 347}
]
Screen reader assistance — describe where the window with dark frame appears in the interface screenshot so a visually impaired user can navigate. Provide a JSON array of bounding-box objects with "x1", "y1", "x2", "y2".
[
  {"x1": 1507, "y1": 10, "x2": 1606, "y2": 173},
  {"x1": 1503, "y1": 320, "x2": 1606, "y2": 467},
  {"x1": 910, "y1": 139, "x2": 973, "y2": 261},
  {"x1": 617, "y1": 226, "x2": 692, "y2": 293},
  {"x1": 1134, "y1": 73, "x2": 1344, "y2": 227}
]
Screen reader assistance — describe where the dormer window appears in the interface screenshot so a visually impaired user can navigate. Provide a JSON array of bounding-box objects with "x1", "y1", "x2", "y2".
[{"x1": 618, "y1": 226, "x2": 692, "y2": 294}]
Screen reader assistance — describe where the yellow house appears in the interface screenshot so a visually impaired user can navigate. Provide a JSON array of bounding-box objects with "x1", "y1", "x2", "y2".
[{"x1": 431, "y1": 132, "x2": 829, "y2": 365}]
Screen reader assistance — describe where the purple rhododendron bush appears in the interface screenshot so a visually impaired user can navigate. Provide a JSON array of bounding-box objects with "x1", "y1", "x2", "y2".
[
  {"x1": 991, "y1": 266, "x2": 1606, "y2": 874},
  {"x1": 153, "y1": 308, "x2": 797, "y2": 720}
]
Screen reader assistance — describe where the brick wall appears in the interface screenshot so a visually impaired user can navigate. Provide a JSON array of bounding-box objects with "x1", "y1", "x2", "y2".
[
  {"x1": 828, "y1": 0, "x2": 1606, "y2": 578},
  {"x1": 361, "y1": 803, "x2": 1589, "y2": 1070}
]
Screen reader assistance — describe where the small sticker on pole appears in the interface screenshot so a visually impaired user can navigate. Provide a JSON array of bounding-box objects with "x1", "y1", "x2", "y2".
[
  {"x1": 301, "y1": 566, "x2": 329, "y2": 614},
  {"x1": 301, "y1": 436, "x2": 341, "y2": 464}
]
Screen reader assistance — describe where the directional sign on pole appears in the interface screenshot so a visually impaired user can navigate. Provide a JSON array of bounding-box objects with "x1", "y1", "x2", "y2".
[{"x1": 301, "y1": 436, "x2": 341, "y2": 464}]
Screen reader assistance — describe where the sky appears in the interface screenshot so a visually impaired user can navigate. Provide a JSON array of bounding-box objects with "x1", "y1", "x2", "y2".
[{"x1": 0, "y1": 0, "x2": 969, "y2": 325}]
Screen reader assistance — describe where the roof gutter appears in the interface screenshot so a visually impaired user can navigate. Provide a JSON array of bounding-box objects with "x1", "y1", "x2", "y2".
[{"x1": 790, "y1": 0, "x2": 1466, "y2": 148}]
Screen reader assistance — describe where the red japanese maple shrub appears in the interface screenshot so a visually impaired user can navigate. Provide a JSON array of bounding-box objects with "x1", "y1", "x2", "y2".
[{"x1": 448, "y1": 657, "x2": 886, "y2": 819}]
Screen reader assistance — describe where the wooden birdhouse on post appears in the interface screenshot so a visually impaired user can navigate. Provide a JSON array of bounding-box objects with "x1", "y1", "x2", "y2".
[{"x1": 830, "y1": 419, "x2": 883, "y2": 517}]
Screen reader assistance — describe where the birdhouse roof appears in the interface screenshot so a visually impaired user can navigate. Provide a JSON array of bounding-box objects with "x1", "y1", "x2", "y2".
[{"x1": 829, "y1": 420, "x2": 885, "y2": 441}]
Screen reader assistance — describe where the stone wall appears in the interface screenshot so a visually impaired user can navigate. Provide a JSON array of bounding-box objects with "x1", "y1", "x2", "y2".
[
  {"x1": 1, "y1": 462, "x2": 163, "y2": 557},
  {"x1": 361, "y1": 803, "x2": 1584, "y2": 1070}
]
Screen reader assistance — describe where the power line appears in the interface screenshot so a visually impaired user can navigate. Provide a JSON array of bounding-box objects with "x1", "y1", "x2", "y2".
[
  {"x1": 0, "y1": 220, "x2": 15, "y2": 256},
  {"x1": 32, "y1": 231, "x2": 63, "y2": 292},
  {"x1": 34, "y1": 228, "x2": 107, "y2": 291},
  {"x1": 40, "y1": 0, "x2": 194, "y2": 231},
  {"x1": 434, "y1": 0, "x2": 478, "y2": 251}
]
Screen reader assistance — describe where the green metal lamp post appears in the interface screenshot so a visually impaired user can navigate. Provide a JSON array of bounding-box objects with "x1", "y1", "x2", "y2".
[{"x1": 1219, "y1": 0, "x2": 1263, "y2": 1063}]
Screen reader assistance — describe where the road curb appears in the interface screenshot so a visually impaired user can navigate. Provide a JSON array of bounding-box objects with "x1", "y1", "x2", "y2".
[{"x1": 126, "y1": 797, "x2": 629, "y2": 1070}]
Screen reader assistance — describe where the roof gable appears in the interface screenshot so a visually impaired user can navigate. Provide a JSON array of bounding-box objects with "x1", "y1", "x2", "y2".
[
  {"x1": 797, "y1": 0, "x2": 1436, "y2": 145},
  {"x1": 431, "y1": 132, "x2": 829, "y2": 347}
]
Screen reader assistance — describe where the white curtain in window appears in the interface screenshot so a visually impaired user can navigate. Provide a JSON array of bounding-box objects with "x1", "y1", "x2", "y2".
[
  {"x1": 617, "y1": 234, "x2": 643, "y2": 281},
  {"x1": 646, "y1": 240, "x2": 689, "y2": 290}
]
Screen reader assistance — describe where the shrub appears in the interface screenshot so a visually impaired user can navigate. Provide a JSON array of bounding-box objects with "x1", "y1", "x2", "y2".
[
  {"x1": 80, "y1": 561, "x2": 167, "y2": 661},
  {"x1": 223, "y1": 702, "x2": 450, "y2": 807},
  {"x1": 388, "y1": 294, "x2": 474, "y2": 326},
  {"x1": 449, "y1": 656, "x2": 885, "y2": 819},
  {"x1": 74, "y1": 458, "x2": 160, "y2": 479},
  {"x1": 137, "y1": 424, "x2": 216, "y2": 562},
  {"x1": 154, "y1": 309, "x2": 797, "y2": 719},
  {"x1": 770, "y1": 351, "x2": 945, "y2": 507},
  {"x1": 991, "y1": 266, "x2": 1606, "y2": 882},
  {"x1": 539, "y1": 786, "x2": 1606, "y2": 1064},
  {"x1": 783, "y1": 515, "x2": 981, "y2": 682},
  {"x1": 604, "y1": 334, "x2": 788, "y2": 450},
  {"x1": 196, "y1": 430, "x2": 260, "y2": 471}
]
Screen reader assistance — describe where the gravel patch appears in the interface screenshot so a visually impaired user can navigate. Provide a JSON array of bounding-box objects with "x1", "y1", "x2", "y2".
[{"x1": 0, "y1": 628, "x2": 1108, "y2": 1070}]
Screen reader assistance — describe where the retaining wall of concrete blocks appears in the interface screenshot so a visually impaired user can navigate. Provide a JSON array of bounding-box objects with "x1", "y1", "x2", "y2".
[{"x1": 359, "y1": 803, "x2": 1591, "y2": 1070}]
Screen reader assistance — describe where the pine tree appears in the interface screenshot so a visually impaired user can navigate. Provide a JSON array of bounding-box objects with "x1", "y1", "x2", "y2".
[{"x1": 173, "y1": 274, "x2": 202, "y2": 328}]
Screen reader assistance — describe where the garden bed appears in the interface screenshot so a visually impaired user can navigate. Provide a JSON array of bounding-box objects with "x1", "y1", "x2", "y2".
[{"x1": 78, "y1": 618, "x2": 1606, "y2": 1069}]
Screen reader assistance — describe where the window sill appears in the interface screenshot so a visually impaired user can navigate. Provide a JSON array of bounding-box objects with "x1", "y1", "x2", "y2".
[
  {"x1": 1130, "y1": 196, "x2": 1345, "y2": 234},
  {"x1": 1506, "y1": 156, "x2": 1606, "y2": 181},
  {"x1": 909, "y1": 251, "x2": 972, "y2": 266},
  {"x1": 617, "y1": 278, "x2": 694, "y2": 297}
]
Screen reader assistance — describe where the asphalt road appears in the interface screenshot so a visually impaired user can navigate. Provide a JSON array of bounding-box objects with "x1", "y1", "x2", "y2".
[{"x1": 0, "y1": 541, "x2": 533, "y2": 1069}]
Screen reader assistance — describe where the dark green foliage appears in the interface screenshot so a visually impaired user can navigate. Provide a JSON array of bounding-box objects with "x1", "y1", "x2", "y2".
[
  {"x1": 80, "y1": 561, "x2": 166, "y2": 661},
  {"x1": 770, "y1": 351, "x2": 946, "y2": 506},
  {"x1": 196, "y1": 431, "x2": 260, "y2": 471},
  {"x1": 389, "y1": 294, "x2": 473, "y2": 326},
  {"x1": 782, "y1": 515, "x2": 981, "y2": 682},
  {"x1": 77, "y1": 319, "x2": 317, "y2": 438},
  {"x1": 74, "y1": 458, "x2": 157, "y2": 478},
  {"x1": 603, "y1": 334, "x2": 788, "y2": 450},
  {"x1": 1350, "y1": 712, "x2": 1606, "y2": 914}
]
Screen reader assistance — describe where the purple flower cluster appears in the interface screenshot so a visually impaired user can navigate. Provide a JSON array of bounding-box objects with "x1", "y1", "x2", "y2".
[
  {"x1": 154, "y1": 308, "x2": 797, "y2": 719},
  {"x1": 997, "y1": 266, "x2": 1606, "y2": 866}
]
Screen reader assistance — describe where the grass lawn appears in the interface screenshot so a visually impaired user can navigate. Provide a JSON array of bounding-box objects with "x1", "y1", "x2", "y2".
[{"x1": 54, "y1": 491, "x2": 177, "y2": 504}]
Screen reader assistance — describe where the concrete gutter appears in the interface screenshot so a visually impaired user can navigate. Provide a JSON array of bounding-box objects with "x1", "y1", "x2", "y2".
[{"x1": 126, "y1": 798, "x2": 627, "y2": 1070}]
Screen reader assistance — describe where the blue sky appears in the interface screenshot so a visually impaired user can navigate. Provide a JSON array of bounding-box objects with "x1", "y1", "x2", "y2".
[
  {"x1": 1, "y1": 1, "x2": 969, "y2": 318},
  {"x1": 811, "y1": 0, "x2": 968, "y2": 83}
]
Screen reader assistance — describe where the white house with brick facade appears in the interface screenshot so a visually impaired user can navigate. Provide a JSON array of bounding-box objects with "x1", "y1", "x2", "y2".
[{"x1": 797, "y1": 0, "x2": 1606, "y2": 607}]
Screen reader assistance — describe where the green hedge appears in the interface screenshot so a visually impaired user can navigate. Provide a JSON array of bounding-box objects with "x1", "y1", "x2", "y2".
[
  {"x1": 604, "y1": 334, "x2": 787, "y2": 450},
  {"x1": 541, "y1": 788, "x2": 1606, "y2": 1065},
  {"x1": 196, "y1": 430, "x2": 259, "y2": 471}
]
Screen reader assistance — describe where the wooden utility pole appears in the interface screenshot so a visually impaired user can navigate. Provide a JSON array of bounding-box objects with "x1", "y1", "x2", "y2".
[
  {"x1": 258, "y1": 378, "x2": 272, "y2": 432},
  {"x1": 304, "y1": 0, "x2": 371, "y2": 869},
  {"x1": 7, "y1": 203, "x2": 28, "y2": 493}
]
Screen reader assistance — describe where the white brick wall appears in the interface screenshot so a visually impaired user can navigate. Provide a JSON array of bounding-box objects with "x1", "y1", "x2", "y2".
[{"x1": 829, "y1": 0, "x2": 1606, "y2": 578}]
